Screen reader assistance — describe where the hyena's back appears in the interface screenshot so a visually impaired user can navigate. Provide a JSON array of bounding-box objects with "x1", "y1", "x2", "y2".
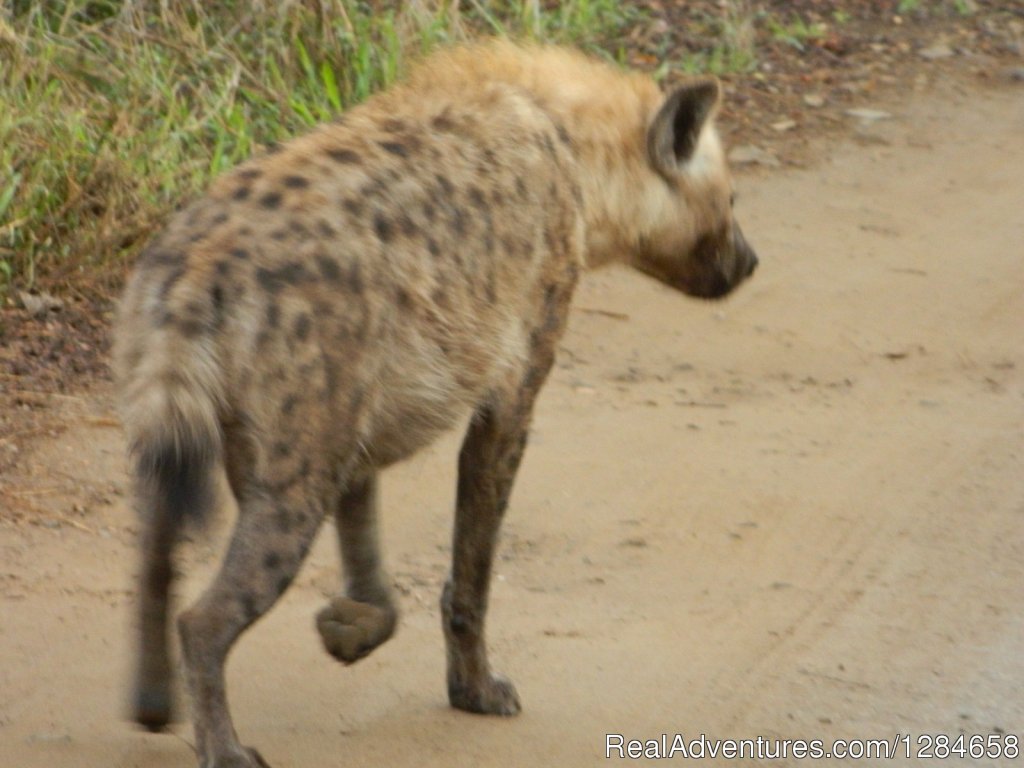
[{"x1": 115, "y1": 81, "x2": 583, "y2": 482}]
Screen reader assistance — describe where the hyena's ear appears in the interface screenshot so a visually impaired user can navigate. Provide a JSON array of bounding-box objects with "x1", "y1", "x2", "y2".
[{"x1": 647, "y1": 78, "x2": 721, "y2": 178}]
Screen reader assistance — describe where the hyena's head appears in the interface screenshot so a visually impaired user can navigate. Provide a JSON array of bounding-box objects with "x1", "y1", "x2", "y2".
[{"x1": 632, "y1": 79, "x2": 758, "y2": 299}]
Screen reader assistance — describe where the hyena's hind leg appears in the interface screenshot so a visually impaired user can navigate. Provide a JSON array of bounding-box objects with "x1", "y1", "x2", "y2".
[
  {"x1": 317, "y1": 471, "x2": 398, "y2": 664},
  {"x1": 132, "y1": 487, "x2": 180, "y2": 731},
  {"x1": 177, "y1": 469, "x2": 329, "y2": 768}
]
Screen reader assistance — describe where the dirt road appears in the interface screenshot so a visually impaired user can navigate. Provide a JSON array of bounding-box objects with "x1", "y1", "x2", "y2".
[{"x1": 2, "y1": 84, "x2": 1022, "y2": 767}]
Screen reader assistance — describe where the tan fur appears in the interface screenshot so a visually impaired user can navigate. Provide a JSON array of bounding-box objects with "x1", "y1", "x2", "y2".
[{"x1": 114, "y1": 40, "x2": 756, "y2": 768}]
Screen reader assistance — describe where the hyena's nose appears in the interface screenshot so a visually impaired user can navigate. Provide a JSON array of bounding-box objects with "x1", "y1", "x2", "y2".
[{"x1": 733, "y1": 221, "x2": 758, "y2": 279}]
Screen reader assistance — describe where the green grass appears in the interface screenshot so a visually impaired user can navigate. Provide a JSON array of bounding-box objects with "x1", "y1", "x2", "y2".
[{"x1": 0, "y1": 0, "x2": 638, "y2": 301}]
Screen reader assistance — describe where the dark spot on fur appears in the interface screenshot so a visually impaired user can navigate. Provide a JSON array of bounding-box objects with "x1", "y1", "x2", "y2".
[
  {"x1": 468, "y1": 187, "x2": 486, "y2": 211},
  {"x1": 544, "y1": 283, "x2": 558, "y2": 306},
  {"x1": 540, "y1": 133, "x2": 557, "y2": 158},
  {"x1": 398, "y1": 212, "x2": 416, "y2": 237},
  {"x1": 289, "y1": 220, "x2": 309, "y2": 238},
  {"x1": 276, "y1": 576, "x2": 290, "y2": 596},
  {"x1": 556, "y1": 123, "x2": 573, "y2": 146},
  {"x1": 423, "y1": 202, "x2": 436, "y2": 222},
  {"x1": 360, "y1": 178, "x2": 386, "y2": 199},
  {"x1": 211, "y1": 285, "x2": 225, "y2": 325},
  {"x1": 396, "y1": 287, "x2": 413, "y2": 309},
  {"x1": 231, "y1": 247, "x2": 250, "y2": 260},
  {"x1": 284, "y1": 175, "x2": 309, "y2": 189},
  {"x1": 264, "y1": 552, "x2": 282, "y2": 570},
  {"x1": 348, "y1": 262, "x2": 364, "y2": 293},
  {"x1": 266, "y1": 302, "x2": 280, "y2": 328},
  {"x1": 238, "y1": 168, "x2": 262, "y2": 180},
  {"x1": 374, "y1": 213, "x2": 394, "y2": 242},
  {"x1": 272, "y1": 442, "x2": 291, "y2": 458},
  {"x1": 256, "y1": 263, "x2": 309, "y2": 294},
  {"x1": 452, "y1": 207, "x2": 467, "y2": 236},
  {"x1": 260, "y1": 191, "x2": 282, "y2": 209},
  {"x1": 240, "y1": 594, "x2": 261, "y2": 622},
  {"x1": 427, "y1": 238, "x2": 440, "y2": 258},
  {"x1": 158, "y1": 266, "x2": 185, "y2": 300},
  {"x1": 212, "y1": 212, "x2": 229, "y2": 225},
  {"x1": 515, "y1": 176, "x2": 528, "y2": 198},
  {"x1": 215, "y1": 261, "x2": 231, "y2": 277},
  {"x1": 432, "y1": 112, "x2": 456, "y2": 131},
  {"x1": 276, "y1": 508, "x2": 292, "y2": 532},
  {"x1": 382, "y1": 118, "x2": 406, "y2": 132},
  {"x1": 327, "y1": 147, "x2": 361, "y2": 164},
  {"x1": 317, "y1": 219, "x2": 336, "y2": 238},
  {"x1": 281, "y1": 394, "x2": 300, "y2": 415},
  {"x1": 379, "y1": 141, "x2": 408, "y2": 158},
  {"x1": 177, "y1": 317, "x2": 206, "y2": 339},
  {"x1": 342, "y1": 198, "x2": 363, "y2": 217},
  {"x1": 436, "y1": 174, "x2": 454, "y2": 196},
  {"x1": 293, "y1": 313, "x2": 311, "y2": 341},
  {"x1": 316, "y1": 254, "x2": 342, "y2": 283}
]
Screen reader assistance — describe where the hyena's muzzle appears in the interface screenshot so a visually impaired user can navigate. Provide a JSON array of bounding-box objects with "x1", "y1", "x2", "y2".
[
  {"x1": 687, "y1": 218, "x2": 758, "y2": 300},
  {"x1": 641, "y1": 216, "x2": 759, "y2": 301}
]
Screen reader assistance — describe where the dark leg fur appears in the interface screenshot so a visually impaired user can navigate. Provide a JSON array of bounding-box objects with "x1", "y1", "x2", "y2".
[
  {"x1": 132, "y1": 438, "x2": 216, "y2": 731},
  {"x1": 442, "y1": 287, "x2": 570, "y2": 716}
]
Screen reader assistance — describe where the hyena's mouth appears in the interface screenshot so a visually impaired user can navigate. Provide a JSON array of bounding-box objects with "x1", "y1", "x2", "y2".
[{"x1": 635, "y1": 259, "x2": 747, "y2": 301}]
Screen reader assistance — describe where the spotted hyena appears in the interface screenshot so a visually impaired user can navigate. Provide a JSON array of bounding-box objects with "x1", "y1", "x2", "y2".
[{"x1": 114, "y1": 40, "x2": 757, "y2": 768}]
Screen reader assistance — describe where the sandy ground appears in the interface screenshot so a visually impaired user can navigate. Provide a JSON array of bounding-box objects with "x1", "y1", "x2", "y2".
[{"x1": 2, "y1": 84, "x2": 1022, "y2": 767}]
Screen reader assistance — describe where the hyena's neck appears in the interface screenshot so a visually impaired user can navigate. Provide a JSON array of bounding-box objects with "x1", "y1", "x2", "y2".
[{"x1": 405, "y1": 41, "x2": 664, "y2": 267}]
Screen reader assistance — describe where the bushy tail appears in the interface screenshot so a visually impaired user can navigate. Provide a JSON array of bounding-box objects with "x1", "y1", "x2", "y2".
[
  {"x1": 119, "y1": 337, "x2": 225, "y2": 528},
  {"x1": 131, "y1": 397, "x2": 220, "y2": 528}
]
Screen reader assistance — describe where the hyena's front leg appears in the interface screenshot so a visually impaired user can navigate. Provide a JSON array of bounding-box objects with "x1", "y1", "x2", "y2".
[
  {"x1": 443, "y1": 311, "x2": 567, "y2": 716},
  {"x1": 317, "y1": 471, "x2": 398, "y2": 664}
]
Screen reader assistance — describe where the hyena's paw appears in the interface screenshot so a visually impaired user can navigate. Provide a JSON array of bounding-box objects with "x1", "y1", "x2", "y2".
[
  {"x1": 448, "y1": 672, "x2": 522, "y2": 716},
  {"x1": 132, "y1": 682, "x2": 173, "y2": 732},
  {"x1": 316, "y1": 596, "x2": 397, "y2": 664}
]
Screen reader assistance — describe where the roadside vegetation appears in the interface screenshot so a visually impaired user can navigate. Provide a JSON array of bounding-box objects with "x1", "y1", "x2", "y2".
[
  {"x1": 0, "y1": 0, "x2": 1015, "y2": 303},
  {"x1": 0, "y1": 0, "x2": 642, "y2": 301}
]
